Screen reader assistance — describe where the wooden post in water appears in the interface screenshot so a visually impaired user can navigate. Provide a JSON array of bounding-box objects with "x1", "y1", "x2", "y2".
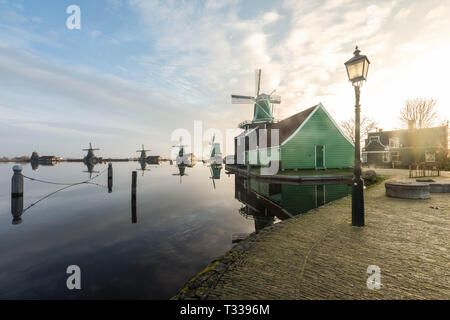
[
  {"x1": 11, "y1": 165, "x2": 23, "y2": 198},
  {"x1": 131, "y1": 171, "x2": 137, "y2": 224},
  {"x1": 108, "y1": 163, "x2": 113, "y2": 193}
]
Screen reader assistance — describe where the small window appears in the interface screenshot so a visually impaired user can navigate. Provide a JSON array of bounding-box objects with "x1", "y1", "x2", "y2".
[
  {"x1": 389, "y1": 137, "x2": 400, "y2": 148},
  {"x1": 383, "y1": 152, "x2": 390, "y2": 163},
  {"x1": 369, "y1": 136, "x2": 380, "y2": 143},
  {"x1": 362, "y1": 152, "x2": 367, "y2": 163},
  {"x1": 425, "y1": 151, "x2": 436, "y2": 163},
  {"x1": 391, "y1": 151, "x2": 400, "y2": 162}
]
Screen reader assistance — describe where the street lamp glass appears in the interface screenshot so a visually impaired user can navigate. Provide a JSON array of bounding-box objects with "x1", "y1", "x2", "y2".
[{"x1": 344, "y1": 46, "x2": 370, "y2": 84}]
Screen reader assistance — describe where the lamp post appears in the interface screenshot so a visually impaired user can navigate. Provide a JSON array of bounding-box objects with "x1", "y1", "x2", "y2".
[{"x1": 345, "y1": 46, "x2": 370, "y2": 227}]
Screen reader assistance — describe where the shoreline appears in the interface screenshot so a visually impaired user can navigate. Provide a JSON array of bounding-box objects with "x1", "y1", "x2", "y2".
[{"x1": 173, "y1": 169, "x2": 450, "y2": 300}]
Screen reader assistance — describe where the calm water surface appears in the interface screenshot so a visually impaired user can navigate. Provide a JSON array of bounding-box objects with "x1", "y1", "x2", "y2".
[{"x1": 0, "y1": 161, "x2": 350, "y2": 299}]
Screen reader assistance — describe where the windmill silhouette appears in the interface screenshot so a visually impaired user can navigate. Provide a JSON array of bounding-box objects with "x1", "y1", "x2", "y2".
[
  {"x1": 172, "y1": 137, "x2": 188, "y2": 165},
  {"x1": 83, "y1": 142, "x2": 100, "y2": 163},
  {"x1": 136, "y1": 144, "x2": 151, "y2": 161}
]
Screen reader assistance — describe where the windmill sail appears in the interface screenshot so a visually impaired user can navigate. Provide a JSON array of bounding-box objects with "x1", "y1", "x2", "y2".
[
  {"x1": 255, "y1": 69, "x2": 261, "y2": 96},
  {"x1": 231, "y1": 95, "x2": 254, "y2": 104}
]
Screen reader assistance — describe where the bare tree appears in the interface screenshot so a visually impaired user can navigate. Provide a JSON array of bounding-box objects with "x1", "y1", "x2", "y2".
[
  {"x1": 341, "y1": 115, "x2": 378, "y2": 144},
  {"x1": 400, "y1": 98, "x2": 439, "y2": 129}
]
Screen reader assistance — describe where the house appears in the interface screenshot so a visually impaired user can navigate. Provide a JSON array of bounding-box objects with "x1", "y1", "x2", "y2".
[
  {"x1": 234, "y1": 103, "x2": 355, "y2": 171},
  {"x1": 362, "y1": 124, "x2": 449, "y2": 168}
]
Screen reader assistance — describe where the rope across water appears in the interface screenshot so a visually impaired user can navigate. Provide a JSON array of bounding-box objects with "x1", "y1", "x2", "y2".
[{"x1": 20, "y1": 167, "x2": 108, "y2": 214}]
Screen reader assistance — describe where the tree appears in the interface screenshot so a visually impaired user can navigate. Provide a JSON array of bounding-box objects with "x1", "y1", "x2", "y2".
[
  {"x1": 341, "y1": 115, "x2": 378, "y2": 144},
  {"x1": 399, "y1": 98, "x2": 439, "y2": 129}
]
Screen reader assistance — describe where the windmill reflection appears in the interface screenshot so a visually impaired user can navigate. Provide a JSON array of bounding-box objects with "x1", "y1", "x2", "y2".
[
  {"x1": 83, "y1": 162, "x2": 99, "y2": 179},
  {"x1": 234, "y1": 175, "x2": 351, "y2": 236},
  {"x1": 209, "y1": 164, "x2": 222, "y2": 190},
  {"x1": 137, "y1": 160, "x2": 151, "y2": 176},
  {"x1": 172, "y1": 164, "x2": 188, "y2": 184}
]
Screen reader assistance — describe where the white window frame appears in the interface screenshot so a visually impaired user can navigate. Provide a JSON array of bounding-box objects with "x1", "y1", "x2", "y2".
[
  {"x1": 389, "y1": 137, "x2": 400, "y2": 148},
  {"x1": 382, "y1": 151, "x2": 390, "y2": 163}
]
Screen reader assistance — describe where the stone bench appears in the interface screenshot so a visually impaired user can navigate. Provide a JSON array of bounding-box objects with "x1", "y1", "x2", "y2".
[
  {"x1": 385, "y1": 181, "x2": 430, "y2": 199},
  {"x1": 416, "y1": 179, "x2": 450, "y2": 193}
]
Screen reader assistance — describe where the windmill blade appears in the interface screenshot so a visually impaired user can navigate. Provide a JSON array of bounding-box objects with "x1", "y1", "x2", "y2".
[
  {"x1": 231, "y1": 94, "x2": 254, "y2": 104},
  {"x1": 269, "y1": 95, "x2": 281, "y2": 104},
  {"x1": 255, "y1": 69, "x2": 261, "y2": 96}
]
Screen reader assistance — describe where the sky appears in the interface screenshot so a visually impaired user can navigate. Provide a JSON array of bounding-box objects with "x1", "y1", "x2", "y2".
[{"x1": 0, "y1": 0, "x2": 449, "y2": 158}]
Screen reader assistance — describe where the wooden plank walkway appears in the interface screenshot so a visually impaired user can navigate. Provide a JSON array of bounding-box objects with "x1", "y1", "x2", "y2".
[{"x1": 174, "y1": 169, "x2": 450, "y2": 300}]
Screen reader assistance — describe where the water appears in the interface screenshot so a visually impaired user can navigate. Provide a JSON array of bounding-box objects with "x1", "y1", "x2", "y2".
[{"x1": 0, "y1": 161, "x2": 351, "y2": 299}]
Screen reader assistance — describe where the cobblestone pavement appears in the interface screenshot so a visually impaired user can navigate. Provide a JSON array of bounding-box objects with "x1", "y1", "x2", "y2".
[{"x1": 173, "y1": 170, "x2": 450, "y2": 300}]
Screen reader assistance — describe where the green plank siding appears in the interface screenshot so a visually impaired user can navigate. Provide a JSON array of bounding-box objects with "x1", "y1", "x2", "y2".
[{"x1": 281, "y1": 106, "x2": 354, "y2": 170}]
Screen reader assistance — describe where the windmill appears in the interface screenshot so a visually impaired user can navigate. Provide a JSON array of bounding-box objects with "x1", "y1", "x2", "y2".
[
  {"x1": 83, "y1": 142, "x2": 100, "y2": 163},
  {"x1": 136, "y1": 144, "x2": 151, "y2": 161},
  {"x1": 172, "y1": 137, "x2": 188, "y2": 165},
  {"x1": 231, "y1": 69, "x2": 281, "y2": 129},
  {"x1": 209, "y1": 134, "x2": 222, "y2": 165}
]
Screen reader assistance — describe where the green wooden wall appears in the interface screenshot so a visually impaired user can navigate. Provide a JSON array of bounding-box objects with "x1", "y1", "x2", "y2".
[{"x1": 280, "y1": 106, "x2": 354, "y2": 170}]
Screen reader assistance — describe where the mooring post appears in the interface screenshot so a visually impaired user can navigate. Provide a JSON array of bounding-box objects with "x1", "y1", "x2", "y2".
[
  {"x1": 132, "y1": 171, "x2": 137, "y2": 196},
  {"x1": 108, "y1": 163, "x2": 113, "y2": 193},
  {"x1": 131, "y1": 171, "x2": 137, "y2": 224},
  {"x1": 12, "y1": 165, "x2": 23, "y2": 198}
]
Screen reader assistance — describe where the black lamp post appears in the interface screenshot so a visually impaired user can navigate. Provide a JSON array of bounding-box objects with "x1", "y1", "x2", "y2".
[{"x1": 344, "y1": 46, "x2": 370, "y2": 227}]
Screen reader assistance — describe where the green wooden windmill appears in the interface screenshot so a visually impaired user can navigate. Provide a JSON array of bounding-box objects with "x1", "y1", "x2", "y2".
[
  {"x1": 231, "y1": 69, "x2": 281, "y2": 129},
  {"x1": 136, "y1": 144, "x2": 151, "y2": 161}
]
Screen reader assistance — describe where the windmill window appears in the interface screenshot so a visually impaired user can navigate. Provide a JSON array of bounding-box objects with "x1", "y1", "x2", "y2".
[
  {"x1": 382, "y1": 152, "x2": 390, "y2": 163},
  {"x1": 369, "y1": 136, "x2": 380, "y2": 143}
]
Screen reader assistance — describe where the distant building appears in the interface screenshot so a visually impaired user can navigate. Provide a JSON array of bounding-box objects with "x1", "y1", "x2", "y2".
[
  {"x1": 362, "y1": 124, "x2": 449, "y2": 167},
  {"x1": 30, "y1": 152, "x2": 57, "y2": 165},
  {"x1": 234, "y1": 103, "x2": 355, "y2": 170}
]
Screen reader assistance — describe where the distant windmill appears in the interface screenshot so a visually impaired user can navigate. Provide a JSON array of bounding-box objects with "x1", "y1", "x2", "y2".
[
  {"x1": 83, "y1": 142, "x2": 100, "y2": 163},
  {"x1": 209, "y1": 134, "x2": 222, "y2": 165},
  {"x1": 172, "y1": 137, "x2": 188, "y2": 165},
  {"x1": 136, "y1": 144, "x2": 151, "y2": 161},
  {"x1": 231, "y1": 69, "x2": 281, "y2": 128}
]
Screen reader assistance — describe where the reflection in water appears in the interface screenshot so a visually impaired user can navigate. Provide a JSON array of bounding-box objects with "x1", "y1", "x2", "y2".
[
  {"x1": 209, "y1": 164, "x2": 222, "y2": 190},
  {"x1": 83, "y1": 162, "x2": 99, "y2": 179},
  {"x1": 234, "y1": 175, "x2": 351, "y2": 233},
  {"x1": 173, "y1": 164, "x2": 188, "y2": 184},
  {"x1": 131, "y1": 192, "x2": 137, "y2": 224},
  {"x1": 11, "y1": 196, "x2": 23, "y2": 225},
  {"x1": 137, "y1": 160, "x2": 151, "y2": 176}
]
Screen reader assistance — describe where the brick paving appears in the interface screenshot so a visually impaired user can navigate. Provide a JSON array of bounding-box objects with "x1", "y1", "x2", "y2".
[{"x1": 174, "y1": 169, "x2": 450, "y2": 300}]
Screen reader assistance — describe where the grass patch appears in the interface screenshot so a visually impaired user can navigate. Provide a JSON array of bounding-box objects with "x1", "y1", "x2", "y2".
[{"x1": 364, "y1": 175, "x2": 387, "y2": 188}]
